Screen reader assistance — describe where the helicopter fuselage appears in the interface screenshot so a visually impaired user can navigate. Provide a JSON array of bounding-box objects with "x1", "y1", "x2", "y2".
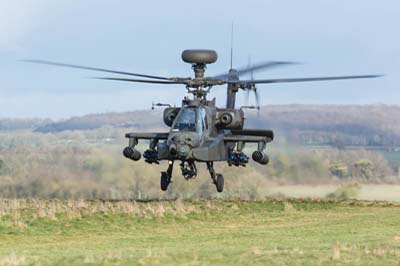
[{"x1": 123, "y1": 96, "x2": 273, "y2": 182}]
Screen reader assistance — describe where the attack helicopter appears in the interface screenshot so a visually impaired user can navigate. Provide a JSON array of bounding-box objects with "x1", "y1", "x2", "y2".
[{"x1": 24, "y1": 50, "x2": 381, "y2": 192}]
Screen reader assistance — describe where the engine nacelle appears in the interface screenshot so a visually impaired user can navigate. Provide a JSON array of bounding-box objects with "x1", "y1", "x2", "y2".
[
  {"x1": 123, "y1": 147, "x2": 141, "y2": 161},
  {"x1": 163, "y1": 107, "x2": 180, "y2": 127},
  {"x1": 216, "y1": 109, "x2": 244, "y2": 130},
  {"x1": 252, "y1": 151, "x2": 269, "y2": 165}
]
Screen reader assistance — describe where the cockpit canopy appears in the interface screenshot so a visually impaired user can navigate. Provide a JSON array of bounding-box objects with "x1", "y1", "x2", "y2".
[
  {"x1": 172, "y1": 107, "x2": 196, "y2": 132},
  {"x1": 171, "y1": 107, "x2": 207, "y2": 133}
]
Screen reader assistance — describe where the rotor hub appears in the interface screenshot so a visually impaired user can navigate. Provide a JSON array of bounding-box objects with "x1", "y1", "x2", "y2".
[{"x1": 192, "y1": 63, "x2": 206, "y2": 79}]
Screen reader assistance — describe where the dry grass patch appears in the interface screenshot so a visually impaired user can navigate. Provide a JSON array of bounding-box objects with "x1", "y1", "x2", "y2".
[
  {"x1": 0, "y1": 253, "x2": 29, "y2": 266},
  {"x1": 0, "y1": 199, "x2": 221, "y2": 225}
]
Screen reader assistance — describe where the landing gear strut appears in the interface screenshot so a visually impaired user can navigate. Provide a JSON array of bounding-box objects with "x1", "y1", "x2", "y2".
[
  {"x1": 207, "y1": 162, "x2": 224, "y2": 192},
  {"x1": 161, "y1": 161, "x2": 173, "y2": 191}
]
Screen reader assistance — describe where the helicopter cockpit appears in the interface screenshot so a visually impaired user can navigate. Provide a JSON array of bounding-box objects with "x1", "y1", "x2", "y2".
[
  {"x1": 171, "y1": 106, "x2": 207, "y2": 134},
  {"x1": 172, "y1": 107, "x2": 196, "y2": 132}
]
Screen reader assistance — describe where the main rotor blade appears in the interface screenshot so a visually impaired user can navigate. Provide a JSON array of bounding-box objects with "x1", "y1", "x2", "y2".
[
  {"x1": 22, "y1": 59, "x2": 172, "y2": 80},
  {"x1": 255, "y1": 88, "x2": 260, "y2": 107},
  {"x1": 93, "y1": 77, "x2": 187, "y2": 84},
  {"x1": 244, "y1": 90, "x2": 250, "y2": 105},
  {"x1": 231, "y1": 74, "x2": 383, "y2": 85},
  {"x1": 214, "y1": 61, "x2": 299, "y2": 79}
]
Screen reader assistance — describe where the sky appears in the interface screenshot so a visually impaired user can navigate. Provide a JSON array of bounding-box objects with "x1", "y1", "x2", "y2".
[{"x1": 0, "y1": 0, "x2": 398, "y2": 119}]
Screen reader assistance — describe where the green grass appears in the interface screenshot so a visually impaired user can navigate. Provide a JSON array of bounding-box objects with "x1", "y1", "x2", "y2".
[{"x1": 0, "y1": 200, "x2": 400, "y2": 265}]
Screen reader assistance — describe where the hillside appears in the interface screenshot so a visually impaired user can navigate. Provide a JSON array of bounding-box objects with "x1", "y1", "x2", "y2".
[
  {"x1": 34, "y1": 110, "x2": 167, "y2": 133},
  {"x1": 250, "y1": 105, "x2": 400, "y2": 146},
  {"x1": 0, "y1": 118, "x2": 50, "y2": 131},
  {"x1": 33, "y1": 104, "x2": 400, "y2": 146}
]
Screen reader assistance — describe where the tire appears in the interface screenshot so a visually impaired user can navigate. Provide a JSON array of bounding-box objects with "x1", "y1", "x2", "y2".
[
  {"x1": 160, "y1": 172, "x2": 169, "y2": 191},
  {"x1": 216, "y1": 174, "x2": 224, "y2": 193}
]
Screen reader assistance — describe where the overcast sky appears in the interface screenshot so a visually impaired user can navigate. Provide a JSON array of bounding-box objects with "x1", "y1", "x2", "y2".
[{"x1": 0, "y1": 0, "x2": 398, "y2": 118}]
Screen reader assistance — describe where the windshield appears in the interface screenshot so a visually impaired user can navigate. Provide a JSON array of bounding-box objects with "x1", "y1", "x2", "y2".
[{"x1": 172, "y1": 108, "x2": 196, "y2": 132}]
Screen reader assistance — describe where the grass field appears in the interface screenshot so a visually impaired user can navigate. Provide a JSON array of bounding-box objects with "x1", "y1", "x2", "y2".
[{"x1": 0, "y1": 200, "x2": 400, "y2": 266}]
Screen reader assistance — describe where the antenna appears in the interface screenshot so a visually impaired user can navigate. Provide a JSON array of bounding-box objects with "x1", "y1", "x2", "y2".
[{"x1": 230, "y1": 22, "x2": 234, "y2": 69}]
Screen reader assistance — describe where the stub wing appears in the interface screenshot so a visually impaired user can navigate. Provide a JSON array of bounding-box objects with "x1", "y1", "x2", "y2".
[
  {"x1": 222, "y1": 129, "x2": 273, "y2": 166},
  {"x1": 224, "y1": 129, "x2": 274, "y2": 143},
  {"x1": 223, "y1": 135, "x2": 271, "y2": 143},
  {"x1": 125, "y1": 132, "x2": 169, "y2": 140}
]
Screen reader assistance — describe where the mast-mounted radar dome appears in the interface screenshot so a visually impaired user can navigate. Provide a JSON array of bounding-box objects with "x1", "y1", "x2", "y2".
[{"x1": 182, "y1": 50, "x2": 218, "y2": 64}]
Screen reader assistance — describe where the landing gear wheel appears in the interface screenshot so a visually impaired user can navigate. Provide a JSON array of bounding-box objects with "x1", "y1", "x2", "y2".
[
  {"x1": 206, "y1": 162, "x2": 224, "y2": 192},
  {"x1": 161, "y1": 161, "x2": 174, "y2": 191},
  {"x1": 215, "y1": 174, "x2": 224, "y2": 193},
  {"x1": 160, "y1": 172, "x2": 170, "y2": 191}
]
